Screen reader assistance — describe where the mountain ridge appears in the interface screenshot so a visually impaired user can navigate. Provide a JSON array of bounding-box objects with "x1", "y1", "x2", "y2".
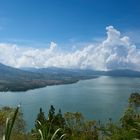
[
  {"x1": 0, "y1": 63, "x2": 140, "y2": 91},
  {"x1": 0, "y1": 63, "x2": 96, "y2": 91}
]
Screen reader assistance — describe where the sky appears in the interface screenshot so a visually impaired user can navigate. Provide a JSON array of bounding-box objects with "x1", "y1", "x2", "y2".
[{"x1": 0, "y1": 0, "x2": 140, "y2": 70}]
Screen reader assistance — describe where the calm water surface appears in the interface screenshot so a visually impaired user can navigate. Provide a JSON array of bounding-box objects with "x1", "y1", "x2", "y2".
[{"x1": 0, "y1": 76, "x2": 140, "y2": 131}]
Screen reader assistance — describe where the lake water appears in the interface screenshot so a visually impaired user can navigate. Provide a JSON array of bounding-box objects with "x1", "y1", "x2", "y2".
[{"x1": 0, "y1": 76, "x2": 140, "y2": 131}]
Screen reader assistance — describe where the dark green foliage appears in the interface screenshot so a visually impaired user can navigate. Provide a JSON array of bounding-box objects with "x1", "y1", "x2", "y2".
[
  {"x1": 54, "y1": 109, "x2": 65, "y2": 128},
  {"x1": 129, "y1": 92, "x2": 140, "y2": 108},
  {"x1": 120, "y1": 92, "x2": 140, "y2": 129},
  {"x1": 35, "y1": 108, "x2": 47, "y2": 129},
  {"x1": 2, "y1": 106, "x2": 29, "y2": 140},
  {"x1": 33, "y1": 106, "x2": 66, "y2": 140},
  {"x1": 120, "y1": 106, "x2": 135, "y2": 127},
  {"x1": 48, "y1": 105, "x2": 55, "y2": 122},
  {"x1": 64, "y1": 112, "x2": 98, "y2": 140},
  {"x1": 3, "y1": 106, "x2": 19, "y2": 140},
  {"x1": 0, "y1": 106, "x2": 25, "y2": 139},
  {"x1": 100, "y1": 92, "x2": 140, "y2": 140}
]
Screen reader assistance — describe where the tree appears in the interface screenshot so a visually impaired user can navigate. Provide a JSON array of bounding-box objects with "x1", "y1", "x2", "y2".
[
  {"x1": 33, "y1": 106, "x2": 66, "y2": 140},
  {"x1": 129, "y1": 92, "x2": 140, "y2": 113},
  {"x1": 48, "y1": 105, "x2": 55, "y2": 122},
  {"x1": 35, "y1": 108, "x2": 47, "y2": 129},
  {"x1": 55, "y1": 109, "x2": 65, "y2": 128}
]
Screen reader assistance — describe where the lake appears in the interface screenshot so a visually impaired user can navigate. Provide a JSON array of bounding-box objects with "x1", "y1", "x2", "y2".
[{"x1": 0, "y1": 76, "x2": 140, "y2": 131}]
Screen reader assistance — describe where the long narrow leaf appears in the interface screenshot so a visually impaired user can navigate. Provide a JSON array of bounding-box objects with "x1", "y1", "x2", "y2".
[
  {"x1": 59, "y1": 134, "x2": 66, "y2": 140},
  {"x1": 3, "y1": 105, "x2": 20, "y2": 140},
  {"x1": 51, "y1": 128, "x2": 61, "y2": 140},
  {"x1": 38, "y1": 129, "x2": 44, "y2": 140},
  {"x1": 4, "y1": 118, "x2": 10, "y2": 140},
  {"x1": 7, "y1": 106, "x2": 19, "y2": 140}
]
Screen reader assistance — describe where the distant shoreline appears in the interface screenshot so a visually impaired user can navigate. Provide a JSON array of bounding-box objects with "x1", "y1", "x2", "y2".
[{"x1": 0, "y1": 76, "x2": 99, "y2": 92}]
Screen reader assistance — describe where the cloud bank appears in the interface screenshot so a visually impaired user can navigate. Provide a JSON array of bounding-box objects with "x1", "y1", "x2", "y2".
[{"x1": 0, "y1": 26, "x2": 140, "y2": 71}]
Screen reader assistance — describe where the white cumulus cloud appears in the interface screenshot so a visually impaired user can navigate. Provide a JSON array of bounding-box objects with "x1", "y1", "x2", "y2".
[{"x1": 0, "y1": 26, "x2": 140, "y2": 71}]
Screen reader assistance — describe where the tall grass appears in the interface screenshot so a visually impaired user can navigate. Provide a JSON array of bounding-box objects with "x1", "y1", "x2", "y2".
[
  {"x1": 37, "y1": 120, "x2": 66, "y2": 140},
  {"x1": 2, "y1": 105, "x2": 20, "y2": 140}
]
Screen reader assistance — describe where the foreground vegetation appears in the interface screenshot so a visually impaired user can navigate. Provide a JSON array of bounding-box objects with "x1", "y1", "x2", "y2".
[{"x1": 0, "y1": 92, "x2": 140, "y2": 140}]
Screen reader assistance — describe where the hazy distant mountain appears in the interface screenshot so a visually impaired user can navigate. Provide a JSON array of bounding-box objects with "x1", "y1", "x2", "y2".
[
  {"x1": 0, "y1": 63, "x2": 96, "y2": 91},
  {"x1": 21, "y1": 67, "x2": 140, "y2": 77},
  {"x1": 21, "y1": 67, "x2": 96, "y2": 76},
  {"x1": 1, "y1": 63, "x2": 140, "y2": 91},
  {"x1": 0, "y1": 63, "x2": 48, "y2": 91},
  {"x1": 104, "y1": 69, "x2": 140, "y2": 77},
  {"x1": 0, "y1": 63, "x2": 44, "y2": 80}
]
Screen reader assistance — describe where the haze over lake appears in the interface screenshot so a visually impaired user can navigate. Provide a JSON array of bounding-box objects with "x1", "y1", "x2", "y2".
[{"x1": 0, "y1": 76, "x2": 140, "y2": 131}]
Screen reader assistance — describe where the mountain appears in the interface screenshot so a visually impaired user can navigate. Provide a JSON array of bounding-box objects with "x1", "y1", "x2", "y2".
[
  {"x1": 1, "y1": 63, "x2": 140, "y2": 92},
  {"x1": 104, "y1": 69, "x2": 140, "y2": 77},
  {"x1": 22, "y1": 67, "x2": 140, "y2": 77},
  {"x1": 0, "y1": 63, "x2": 97, "y2": 92},
  {"x1": 0, "y1": 63, "x2": 49, "y2": 91},
  {"x1": 21, "y1": 67, "x2": 96, "y2": 76},
  {"x1": 0, "y1": 63, "x2": 43, "y2": 80}
]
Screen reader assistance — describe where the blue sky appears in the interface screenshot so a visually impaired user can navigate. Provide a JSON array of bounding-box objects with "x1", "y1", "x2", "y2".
[
  {"x1": 0, "y1": 0, "x2": 140, "y2": 70},
  {"x1": 0, "y1": 0, "x2": 140, "y2": 46}
]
